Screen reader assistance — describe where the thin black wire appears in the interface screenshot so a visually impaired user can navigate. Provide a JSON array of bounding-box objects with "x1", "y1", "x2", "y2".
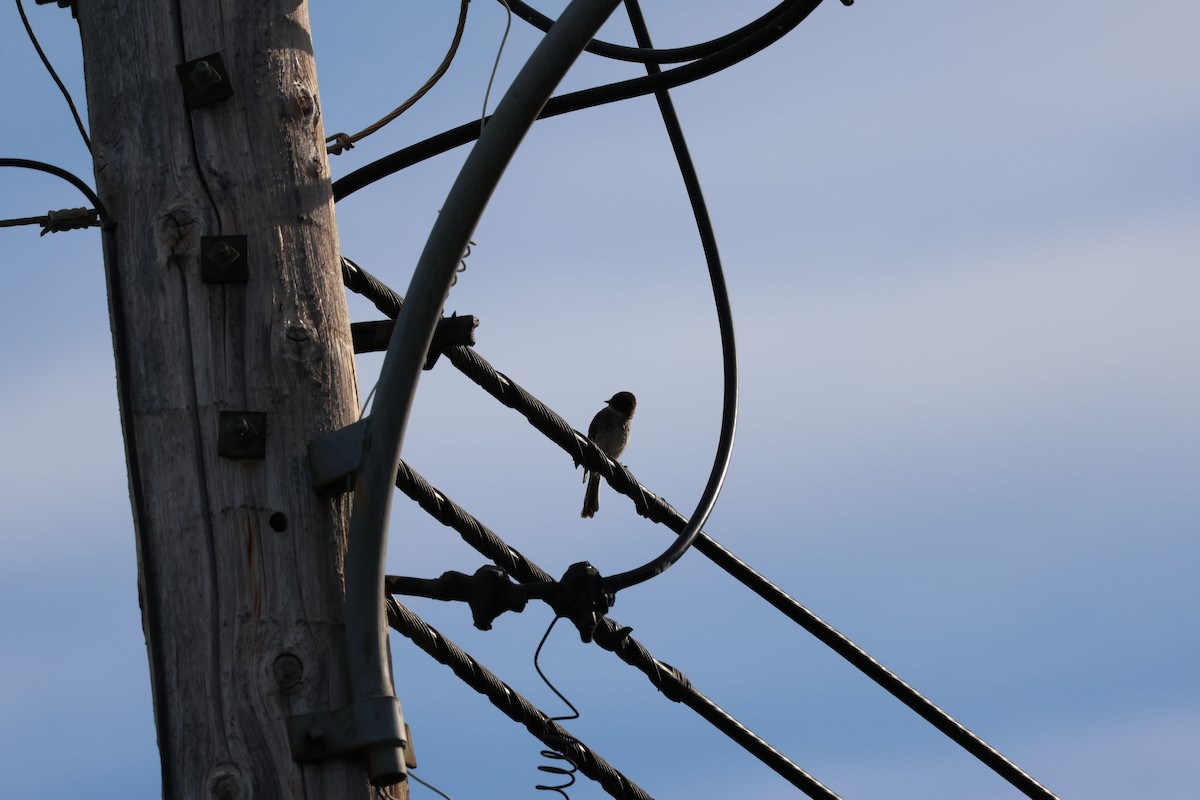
[
  {"x1": 331, "y1": 0, "x2": 829, "y2": 201},
  {"x1": 326, "y1": 0, "x2": 470, "y2": 154},
  {"x1": 0, "y1": 158, "x2": 106, "y2": 220},
  {"x1": 409, "y1": 770, "x2": 455, "y2": 800},
  {"x1": 0, "y1": 207, "x2": 99, "y2": 234},
  {"x1": 15, "y1": 0, "x2": 92, "y2": 152},
  {"x1": 600, "y1": 0, "x2": 736, "y2": 594},
  {"x1": 533, "y1": 616, "x2": 581, "y2": 799},
  {"x1": 386, "y1": 598, "x2": 655, "y2": 800}
]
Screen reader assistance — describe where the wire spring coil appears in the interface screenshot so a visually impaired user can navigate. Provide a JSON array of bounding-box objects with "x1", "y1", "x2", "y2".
[{"x1": 534, "y1": 617, "x2": 581, "y2": 799}]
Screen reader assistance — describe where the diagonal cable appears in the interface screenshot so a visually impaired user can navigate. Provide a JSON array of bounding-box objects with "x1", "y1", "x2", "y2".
[{"x1": 386, "y1": 597, "x2": 653, "y2": 800}]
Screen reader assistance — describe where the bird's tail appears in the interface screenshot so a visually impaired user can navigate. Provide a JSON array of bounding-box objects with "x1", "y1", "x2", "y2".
[{"x1": 581, "y1": 472, "x2": 601, "y2": 518}]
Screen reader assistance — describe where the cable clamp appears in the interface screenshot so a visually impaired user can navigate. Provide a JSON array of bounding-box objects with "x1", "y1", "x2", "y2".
[
  {"x1": 387, "y1": 566, "x2": 528, "y2": 631},
  {"x1": 287, "y1": 694, "x2": 407, "y2": 784},
  {"x1": 40, "y1": 207, "x2": 98, "y2": 235},
  {"x1": 308, "y1": 417, "x2": 370, "y2": 492},
  {"x1": 350, "y1": 312, "x2": 479, "y2": 368}
]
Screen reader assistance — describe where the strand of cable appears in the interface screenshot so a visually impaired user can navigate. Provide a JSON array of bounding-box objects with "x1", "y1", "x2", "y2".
[
  {"x1": 390, "y1": 458, "x2": 843, "y2": 799},
  {"x1": 0, "y1": 206, "x2": 99, "y2": 235},
  {"x1": 325, "y1": 0, "x2": 470, "y2": 155},
  {"x1": 385, "y1": 597, "x2": 654, "y2": 800},
  {"x1": 331, "y1": 0, "x2": 829, "y2": 201},
  {"x1": 0, "y1": 158, "x2": 107, "y2": 220},
  {"x1": 341, "y1": 258, "x2": 1059, "y2": 800},
  {"x1": 480, "y1": 0, "x2": 513, "y2": 135},
  {"x1": 408, "y1": 770, "x2": 455, "y2": 800},
  {"x1": 600, "y1": 0, "x2": 736, "y2": 593},
  {"x1": 15, "y1": 0, "x2": 92, "y2": 152}
]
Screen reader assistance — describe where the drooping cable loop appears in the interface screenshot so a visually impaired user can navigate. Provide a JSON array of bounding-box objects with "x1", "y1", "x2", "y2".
[{"x1": 599, "y1": 0, "x2": 736, "y2": 594}]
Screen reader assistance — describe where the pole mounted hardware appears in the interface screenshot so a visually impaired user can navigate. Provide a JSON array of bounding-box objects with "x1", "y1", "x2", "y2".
[
  {"x1": 388, "y1": 561, "x2": 613, "y2": 643},
  {"x1": 297, "y1": 413, "x2": 409, "y2": 784},
  {"x1": 200, "y1": 236, "x2": 248, "y2": 283},
  {"x1": 286, "y1": 695, "x2": 407, "y2": 781},
  {"x1": 307, "y1": 418, "x2": 368, "y2": 493},
  {"x1": 42, "y1": 207, "x2": 98, "y2": 235},
  {"x1": 217, "y1": 411, "x2": 266, "y2": 459},
  {"x1": 176, "y1": 53, "x2": 233, "y2": 109},
  {"x1": 35, "y1": 0, "x2": 75, "y2": 13},
  {"x1": 350, "y1": 312, "x2": 479, "y2": 368},
  {"x1": 386, "y1": 567, "x2": 532, "y2": 631}
]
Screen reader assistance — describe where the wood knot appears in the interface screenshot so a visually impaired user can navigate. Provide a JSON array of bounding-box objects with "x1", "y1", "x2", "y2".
[
  {"x1": 290, "y1": 80, "x2": 318, "y2": 123},
  {"x1": 156, "y1": 204, "x2": 200, "y2": 267},
  {"x1": 207, "y1": 764, "x2": 247, "y2": 800},
  {"x1": 272, "y1": 652, "x2": 304, "y2": 691},
  {"x1": 282, "y1": 322, "x2": 320, "y2": 366}
]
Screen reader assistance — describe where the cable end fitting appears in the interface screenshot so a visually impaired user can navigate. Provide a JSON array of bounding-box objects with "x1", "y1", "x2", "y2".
[{"x1": 552, "y1": 562, "x2": 613, "y2": 643}]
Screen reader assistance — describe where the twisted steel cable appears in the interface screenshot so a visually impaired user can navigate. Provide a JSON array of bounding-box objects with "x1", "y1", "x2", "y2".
[{"x1": 386, "y1": 598, "x2": 653, "y2": 800}]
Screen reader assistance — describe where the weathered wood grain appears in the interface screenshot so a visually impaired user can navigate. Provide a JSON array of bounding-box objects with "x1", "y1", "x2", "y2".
[{"x1": 76, "y1": 1, "x2": 405, "y2": 796}]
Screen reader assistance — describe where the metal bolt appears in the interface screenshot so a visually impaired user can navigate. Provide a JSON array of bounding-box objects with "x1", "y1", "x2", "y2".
[
  {"x1": 209, "y1": 240, "x2": 240, "y2": 266},
  {"x1": 234, "y1": 417, "x2": 255, "y2": 440},
  {"x1": 189, "y1": 60, "x2": 223, "y2": 92}
]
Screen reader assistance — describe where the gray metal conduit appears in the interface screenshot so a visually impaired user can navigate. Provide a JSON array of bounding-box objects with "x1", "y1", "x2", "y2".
[{"x1": 341, "y1": 0, "x2": 624, "y2": 785}]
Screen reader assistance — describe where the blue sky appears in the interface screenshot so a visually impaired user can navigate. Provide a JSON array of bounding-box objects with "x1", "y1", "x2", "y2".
[{"x1": 2, "y1": 1, "x2": 1197, "y2": 798}]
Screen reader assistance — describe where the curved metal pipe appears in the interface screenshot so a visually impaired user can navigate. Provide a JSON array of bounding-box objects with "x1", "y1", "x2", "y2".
[{"x1": 340, "y1": 0, "x2": 623, "y2": 785}]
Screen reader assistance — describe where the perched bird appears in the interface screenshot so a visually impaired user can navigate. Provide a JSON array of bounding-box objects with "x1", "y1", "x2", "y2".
[{"x1": 580, "y1": 391, "x2": 637, "y2": 518}]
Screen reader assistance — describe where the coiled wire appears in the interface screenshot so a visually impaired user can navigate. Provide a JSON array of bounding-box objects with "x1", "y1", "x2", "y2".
[{"x1": 534, "y1": 617, "x2": 581, "y2": 799}]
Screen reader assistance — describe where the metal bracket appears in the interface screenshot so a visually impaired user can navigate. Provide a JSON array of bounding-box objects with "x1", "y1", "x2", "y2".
[
  {"x1": 288, "y1": 695, "x2": 407, "y2": 782},
  {"x1": 177, "y1": 53, "x2": 234, "y2": 109},
  {"x1": 387, "y1": 566, "x2": 529, "y2": 631},
  {"x1": 350, "y1": 312, "x2": 479, "y2": 369},
  {"x1": 308, "y1": 417, "x2": 369, "y2": 492},
  {"x1": 200, "y1": 235, "x2": 248, "y2": 283},
  {"x1": 34, "y1": 0, "x2": 75, "y2": 14},
  {"x1": 218, "y1": 411, "x2": 266, "y2": 459},
  {"x1": 41, "y1": 207, "x2": 98, "y2": 235}
]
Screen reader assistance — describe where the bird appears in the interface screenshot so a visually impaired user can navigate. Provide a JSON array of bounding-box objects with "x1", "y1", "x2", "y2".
[{"x1": 579, "y1": 391, "x2": 636, "y2": 518}]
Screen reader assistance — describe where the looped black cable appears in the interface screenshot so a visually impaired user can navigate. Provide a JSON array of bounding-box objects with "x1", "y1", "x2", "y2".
[
  {"x1": 598, "y1": 0, "x2": 737, "y2": 594},
  {"x1": 0, "y1": 158, "x2": 108, "y2": 224}
]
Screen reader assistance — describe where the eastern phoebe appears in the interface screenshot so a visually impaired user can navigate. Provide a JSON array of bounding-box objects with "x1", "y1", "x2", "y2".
[{"x1": 580, "y1": 391, "x2": 637, "y2": 518}]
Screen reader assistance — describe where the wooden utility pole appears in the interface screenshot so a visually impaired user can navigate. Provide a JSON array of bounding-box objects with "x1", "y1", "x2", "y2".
[{"x1": 74, "y1": 1, "x2": 406, "y2": 797}]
